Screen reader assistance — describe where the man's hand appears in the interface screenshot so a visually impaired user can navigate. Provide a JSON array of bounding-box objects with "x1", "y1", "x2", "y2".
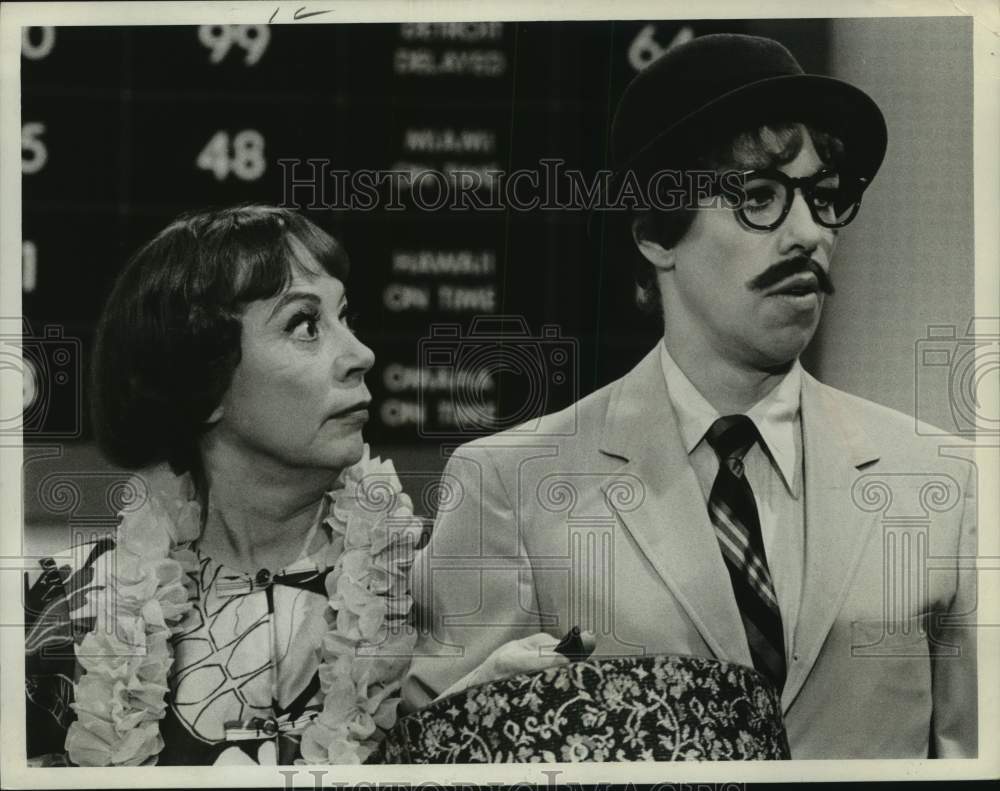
[{"x1": 433, "y1": 632, "x2": 591, "y2": 702}]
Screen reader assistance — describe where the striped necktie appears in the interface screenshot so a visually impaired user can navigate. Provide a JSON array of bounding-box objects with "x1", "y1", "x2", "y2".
[{"x1": 705, "y1": 415, "x2": 787, "y2": 693}]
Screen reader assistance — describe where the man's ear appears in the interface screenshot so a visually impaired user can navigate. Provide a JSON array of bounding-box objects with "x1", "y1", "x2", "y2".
[{"x1": 631, "y1": 216, "x2": 676, "y2": 272}]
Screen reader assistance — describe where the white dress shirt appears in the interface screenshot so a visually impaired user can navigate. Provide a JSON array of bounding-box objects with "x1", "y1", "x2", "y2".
[{"x1": 659, "y1": 340, "x2": 805, "y2": 659}]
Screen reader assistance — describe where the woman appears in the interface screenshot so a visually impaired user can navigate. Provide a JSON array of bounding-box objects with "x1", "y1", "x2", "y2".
[{"x1": 24, "y1": 206, "x2": 427, "y2": 766}]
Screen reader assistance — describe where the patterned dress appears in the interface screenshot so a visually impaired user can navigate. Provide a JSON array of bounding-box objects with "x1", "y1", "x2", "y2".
[{"x1": 25, "y1": 526, "x2": 338, "y2": 766}]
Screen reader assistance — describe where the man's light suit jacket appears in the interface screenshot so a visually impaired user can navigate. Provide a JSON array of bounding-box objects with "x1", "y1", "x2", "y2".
[{"x1": 404, "y1": 347, "x2": 978, "y2": 759}]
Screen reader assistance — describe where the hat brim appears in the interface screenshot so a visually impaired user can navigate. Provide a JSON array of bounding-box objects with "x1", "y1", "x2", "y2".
[{"x1": 617, "y1": 72, "x2": 888, "y2": 188}]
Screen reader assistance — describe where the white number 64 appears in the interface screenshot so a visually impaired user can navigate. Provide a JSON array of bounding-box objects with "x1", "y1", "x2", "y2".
[{"x1": 628, "y1": 25, "x2": 694, "y2": 72}]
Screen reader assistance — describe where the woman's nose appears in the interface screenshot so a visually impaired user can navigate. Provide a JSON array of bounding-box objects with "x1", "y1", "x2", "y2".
[{"x1": 336, "y1": 330, "x2": 375, "y2": 380}]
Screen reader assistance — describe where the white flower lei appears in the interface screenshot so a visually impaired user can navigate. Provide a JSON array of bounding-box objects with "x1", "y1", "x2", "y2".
[{"x1": 65, "y1": 446, "x2": 422, "y2": 766}]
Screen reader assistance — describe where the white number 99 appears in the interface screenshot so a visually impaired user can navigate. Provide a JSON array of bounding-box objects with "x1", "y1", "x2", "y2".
[{"x1": 197, "y1": 25, "x2": 270, "y2": 66}]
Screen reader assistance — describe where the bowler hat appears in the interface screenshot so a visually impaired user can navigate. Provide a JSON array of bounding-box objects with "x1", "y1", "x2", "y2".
[{"x1": 610, "y1": 33, "x2": 888, "y2": 184}]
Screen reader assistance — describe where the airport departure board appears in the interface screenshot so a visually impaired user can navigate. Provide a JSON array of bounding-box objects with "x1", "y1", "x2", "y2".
[{"x1": 20, "y1": 20, "x2": 829, "y2": 452}]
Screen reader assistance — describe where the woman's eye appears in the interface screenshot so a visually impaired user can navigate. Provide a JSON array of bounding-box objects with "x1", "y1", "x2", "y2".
[{"x1": 287, "y1": 311, "x2": 320, "y2": 341}]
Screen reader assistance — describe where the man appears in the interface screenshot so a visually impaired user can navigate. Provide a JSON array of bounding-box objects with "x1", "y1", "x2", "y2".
[{"x1": 403, "y1": 34, "x2": 977, "y2": 759}]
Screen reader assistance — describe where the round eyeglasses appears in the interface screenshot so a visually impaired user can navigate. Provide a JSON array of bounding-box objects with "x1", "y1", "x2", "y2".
[{"x1": 728, "y1": 169, "x2": 870, "y2": 231}]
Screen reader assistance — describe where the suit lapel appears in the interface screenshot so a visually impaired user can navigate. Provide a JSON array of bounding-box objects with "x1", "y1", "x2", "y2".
[
  {"x1": 599, "y1": 347, "x2": 752, "y2": 666},
  {"x1": 781, "y1": 372, "x2": 882, "y2": 711}
]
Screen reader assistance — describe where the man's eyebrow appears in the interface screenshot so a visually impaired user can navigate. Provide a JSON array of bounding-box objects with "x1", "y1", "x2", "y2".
[
  {"x1": 740, "y1": 166, "x2": 838, "y2": 179},
  {"x1": 267, "y1": 291, "x2": 320, "y2": 322}
]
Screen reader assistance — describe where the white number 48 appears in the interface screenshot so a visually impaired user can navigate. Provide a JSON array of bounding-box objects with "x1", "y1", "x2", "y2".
[{"x1": 196, "y1": 130, "x2": 266, "y2": 181}]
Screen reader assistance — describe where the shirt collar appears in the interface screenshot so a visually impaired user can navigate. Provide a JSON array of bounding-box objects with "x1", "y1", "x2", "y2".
[{"x1": 659, "y1": 340, "x2": 802, "y2": 496}]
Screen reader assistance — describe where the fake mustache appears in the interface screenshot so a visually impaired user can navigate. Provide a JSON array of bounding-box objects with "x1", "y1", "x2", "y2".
[{"x1": 749, "y1": 256, "x2": 836, "y2": 295}]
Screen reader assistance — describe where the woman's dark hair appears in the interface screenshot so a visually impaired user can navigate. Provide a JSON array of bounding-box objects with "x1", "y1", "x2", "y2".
[
  {"x1": 91, "y1": 205, "x2": 350, "y2": 474},
  {"x1": 632, "y1": 121, "x2": 845, "y2": 315}
]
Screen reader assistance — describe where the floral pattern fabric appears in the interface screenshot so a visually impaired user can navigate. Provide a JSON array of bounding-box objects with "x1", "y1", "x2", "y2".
[{"x1": 373, "y1": 654, "x2": 790, "y2": 763}]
